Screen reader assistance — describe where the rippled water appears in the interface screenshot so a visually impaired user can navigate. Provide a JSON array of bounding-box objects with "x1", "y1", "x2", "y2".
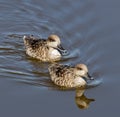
[{"x1": 0, "y1": 0, "x2": 120, "y2": 116}]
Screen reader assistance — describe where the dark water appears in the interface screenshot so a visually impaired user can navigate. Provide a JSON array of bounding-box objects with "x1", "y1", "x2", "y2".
[{"x1": 0, "y1": 0, "x2": 120, "y2": 116}]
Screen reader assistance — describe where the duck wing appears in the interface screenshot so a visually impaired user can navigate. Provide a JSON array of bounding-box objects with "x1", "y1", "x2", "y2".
[
  {"x1": 49, "y1": 64, "x2": 73, "y2": 77},
  {"x1": 23, "y1": 35, "x2": 47, "y2": 49}
]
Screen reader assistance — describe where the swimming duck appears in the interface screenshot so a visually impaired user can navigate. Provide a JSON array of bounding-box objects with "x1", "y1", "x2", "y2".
[
  {"x1": 48, "y1": 63, "x2": 94, "y2": 88},
  {"x1": 23, "y1": 34, "x2": 68, "y2": 62}
]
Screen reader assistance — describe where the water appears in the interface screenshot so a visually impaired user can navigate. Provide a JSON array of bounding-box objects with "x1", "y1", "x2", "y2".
[{"x1": 0, "y1": 0, "x2": 120, "y2": 116}]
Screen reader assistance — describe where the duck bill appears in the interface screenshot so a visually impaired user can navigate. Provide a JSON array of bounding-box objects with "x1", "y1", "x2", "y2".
[
  {"x1": 57, "y1": 44, "x2": 68, "y2": 55},
  {"x1": 85, "y1": 73, "x2": 94, "y2": 80}
]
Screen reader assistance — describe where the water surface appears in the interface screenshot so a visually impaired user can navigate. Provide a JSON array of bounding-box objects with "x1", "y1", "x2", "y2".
[{"x1": 0, "y1": 0, "x2": 120, "y2": 117}]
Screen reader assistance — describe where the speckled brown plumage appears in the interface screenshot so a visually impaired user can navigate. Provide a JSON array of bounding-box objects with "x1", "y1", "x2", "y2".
[
  {"x1": 23, "y1": 35, "x2": 67, "y2": 62},
  {"x1": 23, "y1": 36, "x2": 49, "y2": 61},
  {"x1": 25, "y1": 37, "x2": 47, "y2": 49},
  {"x1": 48, "y1": 63, "x2": 90, "y2": 88}
]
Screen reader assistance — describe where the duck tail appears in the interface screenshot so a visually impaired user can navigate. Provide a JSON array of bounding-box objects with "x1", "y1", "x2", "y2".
[
  {"x1": 23, "y1": 35, "x2": 34, "y2": 48},
  {"x1": 48, "y1": 63, "x2": 58, "y2": 72},
  {"x1": 23, "y1": 36, "x2": 30, "y2": 45}
]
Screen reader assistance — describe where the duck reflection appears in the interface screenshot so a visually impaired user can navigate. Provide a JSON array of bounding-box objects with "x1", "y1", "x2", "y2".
[{"x1": 75, "y1": 88, "x2": 95, "y2": 109}]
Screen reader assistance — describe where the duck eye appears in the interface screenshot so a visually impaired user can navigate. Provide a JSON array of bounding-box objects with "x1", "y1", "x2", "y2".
[
  {"x1": 77, "y1": 67, "x2": 83, "y2": 70},
  {"x1": 49, "y1": 38, "x2": 55, "y2": 42}
]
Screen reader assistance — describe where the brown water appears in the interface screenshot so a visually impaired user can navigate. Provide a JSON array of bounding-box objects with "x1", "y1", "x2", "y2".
[{"x1": 0, "y1": 0, "x2": 120, "y2": 116}]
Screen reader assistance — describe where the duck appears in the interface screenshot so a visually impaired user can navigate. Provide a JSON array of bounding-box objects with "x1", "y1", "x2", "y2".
[
  {"x1": 23, "y1": 34, "x2": 68, "y2": 62},
  {"x1": 48, "y1": 63, "x2": 94, "y2": 88}
]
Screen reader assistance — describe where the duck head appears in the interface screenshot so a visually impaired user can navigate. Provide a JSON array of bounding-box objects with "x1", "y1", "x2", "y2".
[
  {"x1": 74, "y1": 64, "x2": 94, "y2": 81},
  {"x1": 47, "y1": 34, "x2": 68, "y2": 56}
]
